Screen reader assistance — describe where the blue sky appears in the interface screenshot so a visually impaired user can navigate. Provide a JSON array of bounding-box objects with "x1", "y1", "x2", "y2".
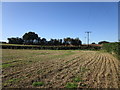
[{"x1": 2, "y1": 2, "x2": 118, "y2": 44}]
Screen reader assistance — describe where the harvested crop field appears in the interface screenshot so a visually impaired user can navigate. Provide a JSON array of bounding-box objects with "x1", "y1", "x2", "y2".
[{"x1": 2, "y1": 49, "x2": 120, "y2": 88}]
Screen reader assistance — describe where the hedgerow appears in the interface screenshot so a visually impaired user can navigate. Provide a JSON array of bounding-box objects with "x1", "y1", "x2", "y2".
[
  {"x1": 102, "y1": 42, "x2": 120, "y2": 59},
  {"x1": 1, "y1": 44, "x2": 101, "y2": 50}
]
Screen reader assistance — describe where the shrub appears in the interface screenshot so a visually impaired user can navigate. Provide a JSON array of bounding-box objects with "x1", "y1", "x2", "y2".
[
  {"x1": 102, "y1": 42, "x2": 120, "y2": 60},
  {"x1": 73, "y1": 77, "x2": 82, "y2": 82},
  {"x1": 102, "y1": 42, "x2": 120, "y2": 55},
  {"x1": 65, "y1": 82, "x2": 78, "y2": 88}
]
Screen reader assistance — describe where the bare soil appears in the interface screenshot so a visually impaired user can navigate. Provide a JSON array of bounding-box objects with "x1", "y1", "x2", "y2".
[{"x1": 2, "y1": 49, "x2": 120, "y2": 88}]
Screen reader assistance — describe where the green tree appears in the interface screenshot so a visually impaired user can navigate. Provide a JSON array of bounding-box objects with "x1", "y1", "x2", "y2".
[
  {"x1": 22, "y1": 32, "x2": 38, "y2": 44},
  {"x1": 34, "y1": 37, "x2": 41, "y2": 45},
  {"x1": 63, "y1": 37, "x2": 82, "y2": 46},
  {"x1": 71, "y1": 38, "x2": 82, "y2": 46},
  {"x1": 63, "y1": 37, "x2": 71, "y2": 45},
  {"x1": 8, "y1": 37, "x2": 23, "y2": 44},
  {"x1": 92, "y1": 42, "x2": 96, "y2": 44},
  {"x1": 40, "y1": 38, "x2": 47, "y2": 45},
  {"x1": 59, "y1": 39, "x2": 63, "y2": 45}
]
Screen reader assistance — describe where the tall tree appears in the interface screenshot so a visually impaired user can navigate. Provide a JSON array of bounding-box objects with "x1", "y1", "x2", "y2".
[
  {"x1": 22, "y1": 32, "x2": 38, "y2": 44},
  {"x1": 63, "y1": 37, "x2": 82, "y2": 46},
  {"x1": 41, "y1": 38, "x2": 47, "y2": 45},
  {"x1": 63, "y1": 37, "x2": 71, "y2": 45}
]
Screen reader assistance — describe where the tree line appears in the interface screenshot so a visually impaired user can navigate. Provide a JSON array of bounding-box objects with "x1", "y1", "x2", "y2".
[{"x1": 8, "y1": 32, "x2": 82, "y2": 46}]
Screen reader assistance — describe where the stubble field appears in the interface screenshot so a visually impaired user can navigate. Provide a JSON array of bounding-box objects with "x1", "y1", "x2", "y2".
[{"x1": 2, "y1": 49, "x2": 120, "y2": 88}]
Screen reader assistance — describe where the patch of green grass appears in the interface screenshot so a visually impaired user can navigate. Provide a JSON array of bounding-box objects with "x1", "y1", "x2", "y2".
[
  {"x1": 53, "y1": 52, "x2": 75, "y2": 59},
  {"x1": 3, "y1": 83, "x2": 8, "y2": 86},
  {"x1": 2, "y1": 63, "x2": 13, "y2": 68},
  {"x1": 4, "y1": 77, "x2": 21, "y2": 86},
  {"x1": 40, "y1": 51, "x2": 74, "y2": 61},
  {"x1": 64, "y1": 52, "x2": 75, "y2": 56},
  {"x1": 8, "y1": 79, "x2": 16, "y2": 82},
  {"x1": 73, "y1": 77, "x2": 83, "y2": 82},
  {"x1": 3, "y1": 60, "x2": 21, "y2": 65},
  {"x1": 3, "y1": 82, "x2": 10, "y2": 87},
  {"x1": 32, "y1": 52, "x2": 49, "y2": 55},
  {"x1": 7, "y1": 78, "x2": 21, "y2": 83},
  {"x1": 32, "y1": 82, "x2": 44, "y2": 86},
  {"x1": 65, "y1": 82, "x2": 78, "y2": 88},
  {"x1": 40, "y1": 52, "x2": 49, "y2": 55}
]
